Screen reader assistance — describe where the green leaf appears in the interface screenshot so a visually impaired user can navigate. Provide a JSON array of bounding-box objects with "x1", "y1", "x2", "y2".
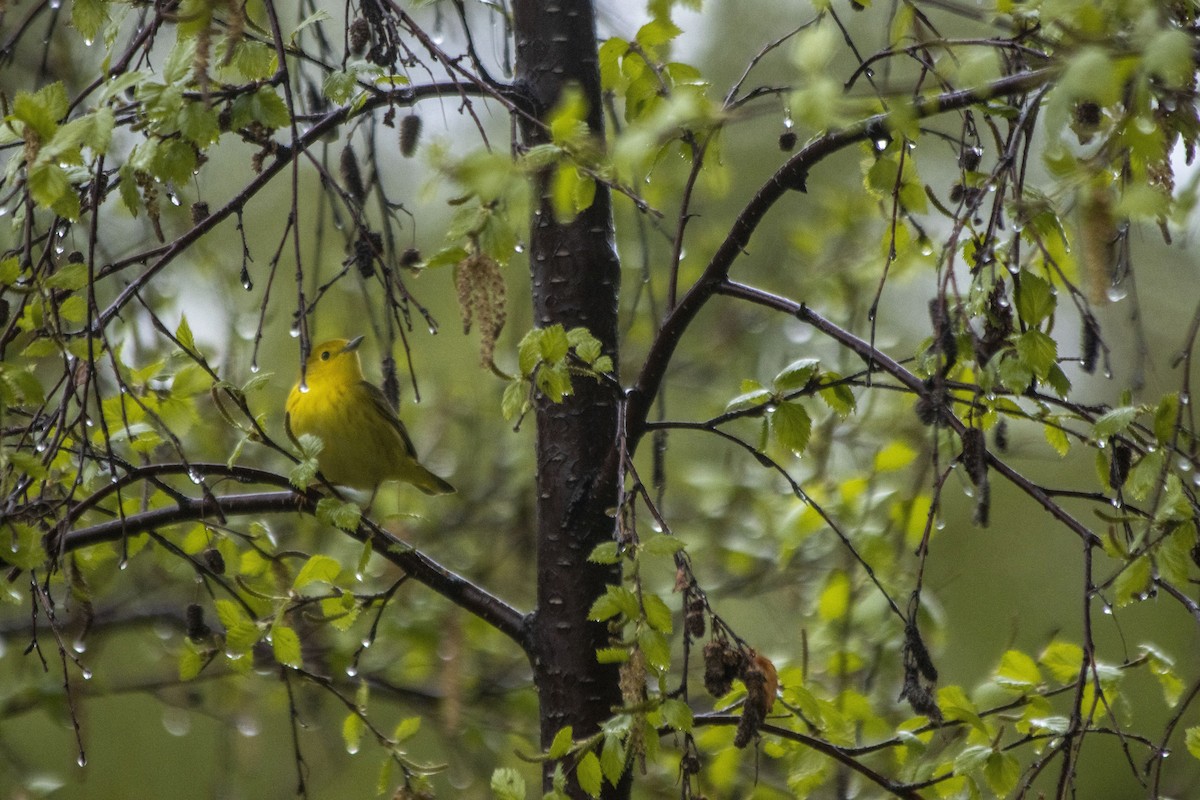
[
  {"x1": 642, "y1": 592, "x2": 673, "y2": 634},
  {"x1": 1, "y1": 523, "x2": 47, "y2": 569},
  {"x1": 324, "y1": 70, "x2": 359, "y2": 104},
  {"x1": 953, "y1": 744, "x2": 991, "y2": 775},
  {"x1": 547, "y1": 87, "x2": 589, "y2": 144},
  {"x1": 1113, "y1": 556, "x2": 1151, "y2": 607},
  {"x1": 228, "y1": 40, "x2": 278, "y2": 82},
  {"x1": 599, "y1": 734, "x2": 626, "y2": 787},
  {"x1": 27, "y1": 162, "x2": 80, "y2": 219},
  {"x1": 1044, "y1": 423, "x2": 1070, "y2": 456},
  {"x1": 587, "y1": 592, "x2": 622, "y2": 622},
  {"x1": 176, "y1": 314, "x2": 196, "y2": 353},
  {"x1": 588, "y1": 541, "x2": 620, "y2": 564},
  {"x1": 539, "y1": 324, "x2": 569, "y2": 363},
  {"x1": 232, "y1": 86, "x2": 292, "y2": 130},
  {"x1": 772, "y1": 357, "x2": 820, "y2": 392},
  {"x1": 490, "y1": 767, "x2": 527, "y2": 800},
  {"x1": 13, "y1": 83, "x2": 68, "y2": 140},
  {"x1": 58, "y1": 294, "x2": 87, "y2": 323},
  {"x1": 938, "y1": 685, "x2": 986, "y2": 732},
  {"x1": 178, "y1": 644, "x2": 206, "y2": 681},
  {"x1": 537, "y1": 362, "x2": 574, "y2": 402},
  {"x1": 994, "y1": 649, "x2": 1042, "y2": 690},
  {"x1": 1139, "y1": 644, "x2": 1184, "y2": 707},
  {"x1": 1154, "y1": 393, "x2": 1180, "y2": 445},
  {"x1": 595, "y1": 647, "x2": 630, "y2": 664},
  {"x1": 1039, "y1": 640, "x2": 1083, "y2": 684},
  {"x1": 1093, "y1": 406, "x2": 1138, "y2": 438},
  {"x1": 549, "y1": 725, "x2": 574, "y2": 759},
  {"x1": 150, "y1": 137, "x2": 198, "y2": 184},
  {"x1": 638, "y1": 628, "x2": 672, "y2": 671},
  {"x1": 1015, "y1": 329, "x2": 1057, "y2": 379},
  {"x1": 44, "y1": 261, "x2": 89, "y2": 291},
  {"x1": 549, "y1": 165, "x2": 596, "y2": 222},
  {"x1": 293, "y1": 554, "x2": 341, "y2": 590},
  {"x1": 1060, "y1": 47, "x2": 1120, "y2": 105},
  {"x1": 0, "y1": 256, "x2": 20, "y2": 284},
  {"x1": 289, "y1": 8, "x2": 330, "y2": 43},
  {"x1": 635, "y1": 17, "x2": 682, "y2": 50},
  {"x1": 501, "y1": 379, "x2": 528, "y2": 421},
  {"x1": 1125, "y1": 450, "x2": 1165, "y2": 501},
  {"x1": 725, "y1": 386, "x2": 772, "y2": 413},
  {"x1": 178, "y1": 102, "x2": 221, "y2": 146},
  {"x1": 315, "y1": 497, "x2": 363, "y2": 531},
  {"x1": 641, "y1": 533, "x2": 684, "y2": 556},
  {"x1": 818, "y1": 375, "x2": 856, "y2": 417},
  {"x1": 771, "y1": 401, "x2": 812, "y2": 455},
  {"x1": 216, "y1": 600, "x2": 261, "y2": 654},
  {"x1": 1015, "y1": 270, "x2": 1055, "y2": 327},
  {"x1": 271, "y1": 623, "x2": 302, "y2": 668},
  {"x1": 817, "y1": 569, "x2": 850, "y2": 621},
  {"x1": 983, "y1": 751, "x2": 1020, "y2": 796},
  {"x1": 660, "y1": 698, "x2": 693, "y2": 732},
  {"x1": 1158, "y1": 522, "x2": 1195, "y2": 586},
  {"x1": 71, "y1": 0, "x2": 109, "y2": 42},
  {"x1": 874, "y1": 441, "x2": 917, "y2": 471},
  {"x1": 1144, "y1": 28, "x2": 1194, "y2": 89},
  {"x1": 517, "y1": 329, "x2": 543, "y2": 376},
  {"x1": 1184, "y1": 726, "x2": 1200, "y2": 761},
  {"x1": 289, "y1": 456, "x2": 319, "y2": 490},
  {"x1": 575, "y1": 751, "x2": 602, "y2": 798}
]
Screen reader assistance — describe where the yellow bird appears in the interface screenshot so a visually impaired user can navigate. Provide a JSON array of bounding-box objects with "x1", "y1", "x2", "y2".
[{"x1": 285, "y1": 336, "x2": 455, "y2": 495}]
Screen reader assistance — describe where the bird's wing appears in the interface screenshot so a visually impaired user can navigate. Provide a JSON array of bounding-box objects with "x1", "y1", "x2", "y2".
[{"x1": 360, "y1": 381, "x2": 418, "y2": 458}]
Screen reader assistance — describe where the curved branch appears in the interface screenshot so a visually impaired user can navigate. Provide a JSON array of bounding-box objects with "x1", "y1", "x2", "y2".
[
  {"x1": 716, "y1": 279, "x2": 1102, "y2": 547},
  {"x1": 692, "y1": 713, "x2": 928, "y2": 799},
  {"x1": 92, "y1": 79, "x2": 504, "y2": 329},
  {"x1": 623, "y1": 66, "x2": 1058, "y2": 451},
  {"x1": 45, "y1": 489, "x2": 530, "y2": 649}
]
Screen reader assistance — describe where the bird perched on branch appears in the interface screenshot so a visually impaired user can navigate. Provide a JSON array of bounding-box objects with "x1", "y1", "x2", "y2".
[{"x1": 285, "y1": 336, "x2": 455, "y2": 496}]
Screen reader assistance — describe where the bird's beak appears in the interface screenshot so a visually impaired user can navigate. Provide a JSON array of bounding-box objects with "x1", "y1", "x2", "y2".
[{"x1": 342, "y1": 335, "x2": 365, "y2": 353}]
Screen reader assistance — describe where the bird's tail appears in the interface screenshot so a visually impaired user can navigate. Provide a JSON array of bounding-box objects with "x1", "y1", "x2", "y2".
[{"x1": 413, "y1": 465, "x2": 455, "y2": 495}]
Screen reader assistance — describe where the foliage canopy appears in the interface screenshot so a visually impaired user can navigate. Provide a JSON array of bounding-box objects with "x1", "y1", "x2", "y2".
[{"x1": 2, "y1": 0, "x2": 1200, "y2": 798}]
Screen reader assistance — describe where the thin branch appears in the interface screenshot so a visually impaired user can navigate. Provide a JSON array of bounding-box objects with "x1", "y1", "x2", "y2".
[{"x1": 37, "y1": 489, "x2": 530, "y2": 648}]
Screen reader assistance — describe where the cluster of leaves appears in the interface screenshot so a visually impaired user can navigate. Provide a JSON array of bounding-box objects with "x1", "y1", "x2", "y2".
[
  {"x1": 6, "y1": 0, "x2": 1200, "y2": 796},
  {"x1": 501, "y1": 325, "x2": 614, "y2": 424}
]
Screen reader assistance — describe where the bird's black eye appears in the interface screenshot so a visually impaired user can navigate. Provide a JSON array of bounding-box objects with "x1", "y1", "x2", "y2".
[{"x1": 320, "y1": 351, "x2": 330, "y2": 361}]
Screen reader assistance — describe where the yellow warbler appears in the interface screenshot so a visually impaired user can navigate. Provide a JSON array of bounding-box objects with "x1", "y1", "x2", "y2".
[{"x1": 285, "y1": 336, "x2": 455, "y2": 495}]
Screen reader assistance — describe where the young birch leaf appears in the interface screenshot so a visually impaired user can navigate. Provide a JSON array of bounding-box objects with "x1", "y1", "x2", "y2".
[
  {"x1": 1039, "y1": 640, "x2": 1083, "y2": 684},
  {"x1": 661, "y1": 698, "x2": 693, "y2": 732},
  {"x1": 994, "y1": 649, "x2": 1042, "y2": 690},
  {"x1": 642, "y1": 593, "x2": 673, "y2": 634},
  {"x1": 1044, "y1": 423, "x2": 1070, "y2": 456},
  {"x1": 1184, "y1": 726, "x2": 1200, "y2": 760},
  {"x1": 491, "y1": 768, "x2": 526, "y2": 800},
  {"x1": 771, "y1": 401, "x2": 812, "y2": 455},
  {"x1": 293, "y1": 554, "x2": 341, "y2": 590},
  {"x1": 576, "y1": 751, "x2": 602, "y2": 798},
  {"x1": 773, "y1": 357, "x2": 820, "y2": 392},
  {"x1": 1093, "y1": 406, "x2": 1138, "y2": 438},
  {"x1": 271, "y1": 623, "x2": 302, "y2": 668},
  {"x1": 1014, "y1": 271, "x2": 1054, "y2": 327},
  {"x1": 599, "y1": 734, "x2": 626, "y2": 787},
  {"x1": 549, "y1": 726, "x2": 574, "y2": 759}
]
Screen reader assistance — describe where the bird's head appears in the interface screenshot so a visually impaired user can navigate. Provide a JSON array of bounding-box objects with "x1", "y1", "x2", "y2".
[{"x1": 303, "y1": 336, "x2": 366, "y2": 386}]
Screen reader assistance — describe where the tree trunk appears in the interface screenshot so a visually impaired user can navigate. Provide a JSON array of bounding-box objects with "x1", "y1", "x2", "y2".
[{"x1": 512, "y1": 1, "x2": 626, "y2": 797}]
